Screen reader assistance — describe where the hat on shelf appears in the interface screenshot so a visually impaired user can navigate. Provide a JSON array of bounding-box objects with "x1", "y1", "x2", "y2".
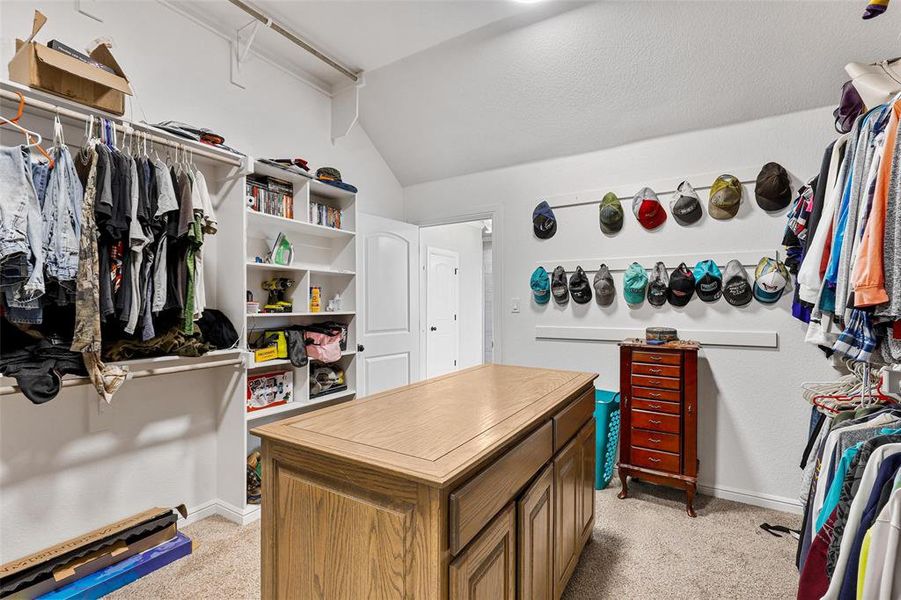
[
  {"x1": 593, "y1": 264, "x2": 616, "y2": 306},
  {"x1": 755, "y1": 162, "x2": 793, "y2": 211},
  {"x1": 693, "y1": 260, "x2": 723, "y2": 302},
  {"x1": 623, "y1": 262, "x2": 649, "y2": 305},
  {"x1": 722, "y1": 259, "x2": 753, "y2": 306},
  {"x1": 646, "y1": 262, "x2": 669, "y2": 307},
  {"x1": 632, "y1": 187, "x2": 667, "y2": 230},
  {"x1": 533, "y1": 201, "x2": 557, "y2": 239},
  {"x1": 569, "y1": 266, "x2": 593, "y2": 304},
  {"x1": 530, "y1": 266, "x2": 550, "y2": 304},
  {"x1": 670, "y1": 181, "x2": 703, "y2": 226},
  {"x1": 708, "y1": 174, "x2": 742, "y2": 220},
  {"x1": 551, "y1": 265, "x2": 569, "y2": 304},
  {"x1": 598, "y1": 192, "x2": 624, "y2": 234},
  {"x1": 667, "y1": 262, "x2": 696, "y2": 307},
  {"x1": 316, "y1": 166, "x2": 358, "y2": 193},
  {"x1": 753, "y1": 256, "x2": 789, "y2": 303}
]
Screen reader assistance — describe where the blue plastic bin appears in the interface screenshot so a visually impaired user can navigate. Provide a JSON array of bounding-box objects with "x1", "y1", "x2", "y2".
[{"x1": 594, "y1": 389, "x2": 621, "y2": 490}]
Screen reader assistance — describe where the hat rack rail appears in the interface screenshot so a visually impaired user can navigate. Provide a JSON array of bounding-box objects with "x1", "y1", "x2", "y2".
[
  {"x1": 536, "y1": 250, "x2": 771, "y2": 274},
  {"x1": 543, "y1": 166, "x2": 762, "y2": 210}
]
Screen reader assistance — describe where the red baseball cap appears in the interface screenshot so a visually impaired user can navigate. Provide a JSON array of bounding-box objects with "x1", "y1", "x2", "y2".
[{"x1": 632, "y1": 187, "x2": 667, "y2": 230}]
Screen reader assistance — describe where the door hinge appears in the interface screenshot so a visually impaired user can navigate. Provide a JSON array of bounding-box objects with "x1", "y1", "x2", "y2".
[
  {"x1": 454, "y1": 360, "x2": 457, "y2": 366},
  {"x1": 454, "y1": 314, "x2": 457, "y2": 320},
  {"x1": 454, "y1": 268, "x2": 458, "y2": 275}
]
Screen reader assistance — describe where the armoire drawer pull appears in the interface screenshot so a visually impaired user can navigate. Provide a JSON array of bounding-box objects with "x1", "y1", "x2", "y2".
[
  {"x1": 649, "y1": 438, "x2": 662, "y2": 443},
  {"x1": 648, "y1": 457, "x2": 661, "y2": 463},
  {"x1": 650, "y1": 355, "x2": 662, "y2": 360},
  {"x1": 649, "y1": 368, "x2": 662, "y2": 374},
  {"x1": 649, "y1": 404, "x2": 661, "y2": 409},
  {"x1": 649, "y1": 419, "x2": 662, "y2": 425},
  {"x1": 650, "y1": 392, "x2": 661, "y2": 398}
]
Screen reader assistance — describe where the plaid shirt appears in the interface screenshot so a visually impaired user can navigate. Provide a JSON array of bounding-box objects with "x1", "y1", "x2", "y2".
[{"x1": 832, "y1": 309, "x2": 877, "y2": 362}]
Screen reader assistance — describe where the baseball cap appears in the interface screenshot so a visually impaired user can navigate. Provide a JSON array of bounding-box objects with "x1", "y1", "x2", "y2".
[
  {"x1": 755, "y1": 162, "x2": 792, "y2": 211},
  {"x1": 646, "y1": 262, "x2": 669, "y2": 306},
  {"x1": 593, "y1": 264, "x2": 615, "y2": 306},
  {"x1": 530, "y1": 267, "x2": 550, "y2": 304},
  {"x1": 623, "y1": 263, "x2": 649, "y2": 305},
  {"x1": 551, "y1": 266, "x2": 569, "y2": 304},
  {"x1": 632, "y1": 187, "x2": 667, "y2": 230},
  {"x1": 670, "y1": 181, "x2": 703, "y2": 226},
  {"x1": 667, "y1": 262, "x2": 696, "y2": 307},
  {"x1": 533, "y1": 201, "x2": 557, "y2": 239},
  {"x1": 598, "y1": 192, "x2": 624, "y2": 234},
  {"x1": 708, "y1": 175, "x2": 742, "y2": 220},
  {"x1": 753, "y1": 256, "x2": 789, "y2": 303},
  {"x1": 721, "y1": 259, "x2": 752, "y2": 306},
  {"x1": 693, "y1": 260, "x2": 723, "y2": 302},
  {"x1": 569, "y1": 266, "x2": 592, "y2": 304}
]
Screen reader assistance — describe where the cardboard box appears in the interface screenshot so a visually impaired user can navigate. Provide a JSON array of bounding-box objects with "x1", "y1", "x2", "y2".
[
  {"x1": 246, "y1": 370, "x2": 293, "y2": 412},
  {"x1": 8, "y1": 10, "x2": 132, "y2": 115}
]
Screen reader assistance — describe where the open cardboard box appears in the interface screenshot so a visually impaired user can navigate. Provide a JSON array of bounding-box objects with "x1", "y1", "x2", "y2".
[{"x1": 8, "y1": 10, "x2": 132, "y2": 115}]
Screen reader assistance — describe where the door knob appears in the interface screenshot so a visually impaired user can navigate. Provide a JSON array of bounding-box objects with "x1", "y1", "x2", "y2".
[
  {"x1": 357, "y1": 344, "x2": 365, "y2": 353},
  {"x1": 430, "y1": 326, "x2": 437, "y2": 331}
]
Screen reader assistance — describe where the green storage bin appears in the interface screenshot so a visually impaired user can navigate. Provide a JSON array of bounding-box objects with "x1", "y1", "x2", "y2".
[{"x1": 594, "y1": 389, "x2": 621, "y2": 490}]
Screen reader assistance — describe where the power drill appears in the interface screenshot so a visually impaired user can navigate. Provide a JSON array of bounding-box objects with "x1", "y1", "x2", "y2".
[{"x1": 261, "y1": 277, "x2": 295, "y2": 312}]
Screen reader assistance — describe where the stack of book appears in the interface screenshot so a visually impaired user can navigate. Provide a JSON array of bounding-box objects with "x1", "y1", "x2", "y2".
[
  {"x1": 247, "y1": 175, "x2": 294, "y2": 219},
  {"x1": 310, "y1": 202, "x2": 342, "y2": 229}
]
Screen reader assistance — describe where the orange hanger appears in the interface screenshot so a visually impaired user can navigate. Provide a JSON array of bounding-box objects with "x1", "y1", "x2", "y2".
[{"x1": 7, "y1": 91, "x2": 54, "y2": 168}]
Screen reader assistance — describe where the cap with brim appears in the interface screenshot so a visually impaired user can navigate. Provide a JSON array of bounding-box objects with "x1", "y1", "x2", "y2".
[
  {"x1": 569, "y1": 266, "x2": 592, "y2": 304},
  {"x1": 708, "y1": 175, "x2": 742, "y2": 220},
  {"x1": 623, "y1": 263, "x2": 649, "y2": 304},
  {"x1": 755, "y1": 162, "x2": 792, "y2": 211},
  {"x1": 593, "y1": 264, "x2": 615, "y2": 306},
  {"x1": 632, "y1": 187, "x2": 667, "y2": 230},
  {"x1": 667, "y1": 262, "x2": 696, "y2": 306},
  {"x1": 693, "y1": 259, "x2": 723, "y2": 302},
  {"x1": 646, "y1": 262, "x2": 669, "y2": 306},
  {"x1": 530, "y1": 266, "x2": 550, "y2": 304},
  {"x1": 551, "y1": 265, "x2": 569, "y2": 304},
  {"x1": 753, "y1": 257, "x2": 789, "y2": 303},
  {"x1": 533, "y1": 201, "x2": 557, "y2": 239},
  {"x1": 670, "y1": 181, "x2": 703, "y2": 226},
  {"x1": 722, "y1": 259, "x2": 752, "y2": 306},
  {"x1": 598, "y1": 192, "x2": 624, "y2": 234}
]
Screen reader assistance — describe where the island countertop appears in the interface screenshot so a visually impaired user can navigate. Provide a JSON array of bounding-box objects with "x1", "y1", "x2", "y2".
[{"x1": 251, "y1": 364, "x2": 597, "y2": 488}]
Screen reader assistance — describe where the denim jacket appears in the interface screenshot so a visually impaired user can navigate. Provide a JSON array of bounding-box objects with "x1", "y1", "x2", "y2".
[
  {"x1": 0, "y1": 145, "x2": 44, "y2": 301},
  {"x1": 42, "y1": 145, "x2": 83, "y2": 285}
]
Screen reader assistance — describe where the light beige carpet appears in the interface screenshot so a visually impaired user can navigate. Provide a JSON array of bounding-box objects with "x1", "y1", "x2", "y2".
[{"x1": 111, "y1": 481, "x2": 801, "y2": 599}]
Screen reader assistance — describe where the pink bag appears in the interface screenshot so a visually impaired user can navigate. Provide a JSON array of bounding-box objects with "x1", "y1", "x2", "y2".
[{"x1": 303, "y1": 328, "x2": 342, "y2": 363}]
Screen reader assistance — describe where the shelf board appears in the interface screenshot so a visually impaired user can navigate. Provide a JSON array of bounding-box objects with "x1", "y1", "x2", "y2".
[
  {"x1": 111, "y1": 348, "x2": 244, "y2": 368},
  {"x1": 245, "y1": 262, "x2": 355, "y2": 276},
  {"x1": 247, "y1": 311, "x2": 355, "y2": 318},
  {"x1": 246, "y1": 210, "x2": 355, "y2": 239},
  {"x1": 248, "y1": 350, "x2": 355, "y2": 370},
  {"x1": 252, "y1": 160, "x2": 313, "y2": 185},
  {"x1": 245, "y1": 388, "x2": 356, "y2": 422}
]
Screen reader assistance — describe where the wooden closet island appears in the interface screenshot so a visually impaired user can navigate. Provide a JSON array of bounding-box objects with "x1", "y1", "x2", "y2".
[{"x1": 252, "y1": 364, "x2": 598, "y2": 599}]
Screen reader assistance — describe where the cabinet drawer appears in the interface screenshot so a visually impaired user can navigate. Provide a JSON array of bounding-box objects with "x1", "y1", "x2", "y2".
[
  {"x1": 632, "y1": 375, "x2": 681, "y2": 391},
  {"x1": 630, "y1": 409, "x2": 680, "y2": 434},
  {"x1": 632, "y1": 350, "x2": 681, "y2": 365},
  {"x1": 631, "y1": 428, "x2": 680, "y2": 453},
  {"x1": 631, "y1": 398, "x2": 680, "y2": 415},
  {"x1": 632, "y1": 386, "x2": 681, "y2": 403},
  {"x1": 553, "y1": 388, "x2": 594, "y2": 451},
  {"x1": 449, "y1": 421, "x2": 553, "y2": 556},
  {"x1": 631, "y1": 447, "x2": 680, "y2": 474},
  {"x1": 632, "y1": 363, "x2": 680, "y2": 378}
]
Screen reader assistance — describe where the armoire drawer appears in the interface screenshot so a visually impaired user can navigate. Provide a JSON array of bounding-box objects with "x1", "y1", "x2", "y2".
[
  {"x1": 631, "y1": 398, "x2": 680, "y2": 415},
  {"x1": 631, "y1": 447, "x2": 680, "y2": 474},
  {"x1": 630, "y1": 409, "x2": 680, "y2": 434},
  {"x1": 631, "y1": 362, "x2": 681, "y2": 378},
  {"x1": 631, "y1": 428, "x2": 680, "y2": 453},
  {"x1": 449, "y1": 421, "x2": 553, "y2": 556},
  {"x1": 632, "y1": 386, "x2": 681, "y2": 403},
  {"x1": 553, "y1": 387, "x2": 594, "y2": 451},
  {"x1": 632, "y1": 375, "x2": 681, "y2": 391},
  {"x1": 632, "y1": 350, "x2": 681, "y2": 366}
]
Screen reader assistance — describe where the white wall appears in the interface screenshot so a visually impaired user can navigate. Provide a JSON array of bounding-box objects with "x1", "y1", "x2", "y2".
[
  {"x1": 0, "y1": 0, "x2": 402, "y2": 561},
  {"x1": 404, "y1": 106, "x2": 842, "y2": 510},
  {"x1": 420, "y1": 222, "x2": 484, "y2": 372}
]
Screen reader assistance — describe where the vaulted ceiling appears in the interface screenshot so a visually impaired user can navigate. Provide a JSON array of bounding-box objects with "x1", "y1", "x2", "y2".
[{"x1": 177, "y1": 1, "x2": 901, "y2": 186}]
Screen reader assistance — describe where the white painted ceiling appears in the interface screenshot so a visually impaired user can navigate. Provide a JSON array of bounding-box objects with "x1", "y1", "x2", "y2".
[{"x1": 175, "y1": 1, "x2": 901, "y2": 186}]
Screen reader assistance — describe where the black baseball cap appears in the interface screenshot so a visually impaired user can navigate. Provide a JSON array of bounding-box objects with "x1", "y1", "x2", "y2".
[
  {"x1": 569, "y1": 266, "x2": 592, "y2": 304},
  {"x1": 551, "y1": 266, "x2": 569, "y2": 304},
  {"x1": 533, "y1": 201, "x2": 557, "y2": 239},
  {"x1": 755, "y1": 162, "x2": 792, "y2": 211},
  {"x1": 646, "y1": 262, "x2": 669, "y2": 306},
  {"x1": 722, "y1": 259, "x2": 752, "y2": 306},
  {"x1": 593, "y1": 264, "x2": 615, "y2": 306},
  {"x1": 667, "y1": 262, "x2": 696, "y2": 307}
]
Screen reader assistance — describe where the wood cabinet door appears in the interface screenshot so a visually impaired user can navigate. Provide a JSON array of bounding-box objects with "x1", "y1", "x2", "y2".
[
  {"x1": 553, "y1": 434, "x2": 580, "y2": 597},
  {"x1": 450, "y1": 503, "x2": 516, "y2": 600},
  {"x1": 578, "y1": 419, "x2": 597, "y2": 541},
  {"x1": 517, "y1": 464, "x2": 554, "y2": 600}
]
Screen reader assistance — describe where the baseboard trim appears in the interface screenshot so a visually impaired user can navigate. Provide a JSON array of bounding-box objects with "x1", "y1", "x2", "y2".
[
  {"x1": 697, "y1": 483, "x2": 802, "y2": 515},
  {"x1": 183, "y1": 500, "x2": 219, "y2": 526},
  {"x1": 183, "y1": 499, "x2": 261, "y2": 527}
]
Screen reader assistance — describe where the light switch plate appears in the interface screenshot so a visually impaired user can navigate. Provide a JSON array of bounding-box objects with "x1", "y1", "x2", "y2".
[{"x1": 511, "y1": 298, "x2": 520, "y2": 313}]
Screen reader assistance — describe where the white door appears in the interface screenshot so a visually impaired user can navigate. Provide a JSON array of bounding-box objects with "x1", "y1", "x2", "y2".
[
  {"x1": 356, "y1": 213, "x2": 420, "y2": 397},
  {"x1": 426, "y1": 247, "x2": 459, "y2": 379}
]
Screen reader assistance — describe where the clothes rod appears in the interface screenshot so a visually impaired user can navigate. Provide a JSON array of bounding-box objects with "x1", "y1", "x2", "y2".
[
  {"x1": 0, "y1": 88, "x2": 243, "y2": 167},
  {"x1": 227, "y1": 0, "x2": 359, "y2": 83},
  {"x1": 547, "y1": 178, "x2": 756, "y2": 210},
  {"x1": 0, "y1": 357, "x2": 243, "y2": 397}
]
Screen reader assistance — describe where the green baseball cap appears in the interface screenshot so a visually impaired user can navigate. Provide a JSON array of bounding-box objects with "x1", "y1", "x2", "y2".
[
  {"x1": 708, "y1": 174, "x2": 742, "y2": 220},
  {"x1": 623, "y1": 263, "x2": 648, "y2": 305},
  {"x1": 598, "y1": 193, "x2": 624, "y2": 234}
]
